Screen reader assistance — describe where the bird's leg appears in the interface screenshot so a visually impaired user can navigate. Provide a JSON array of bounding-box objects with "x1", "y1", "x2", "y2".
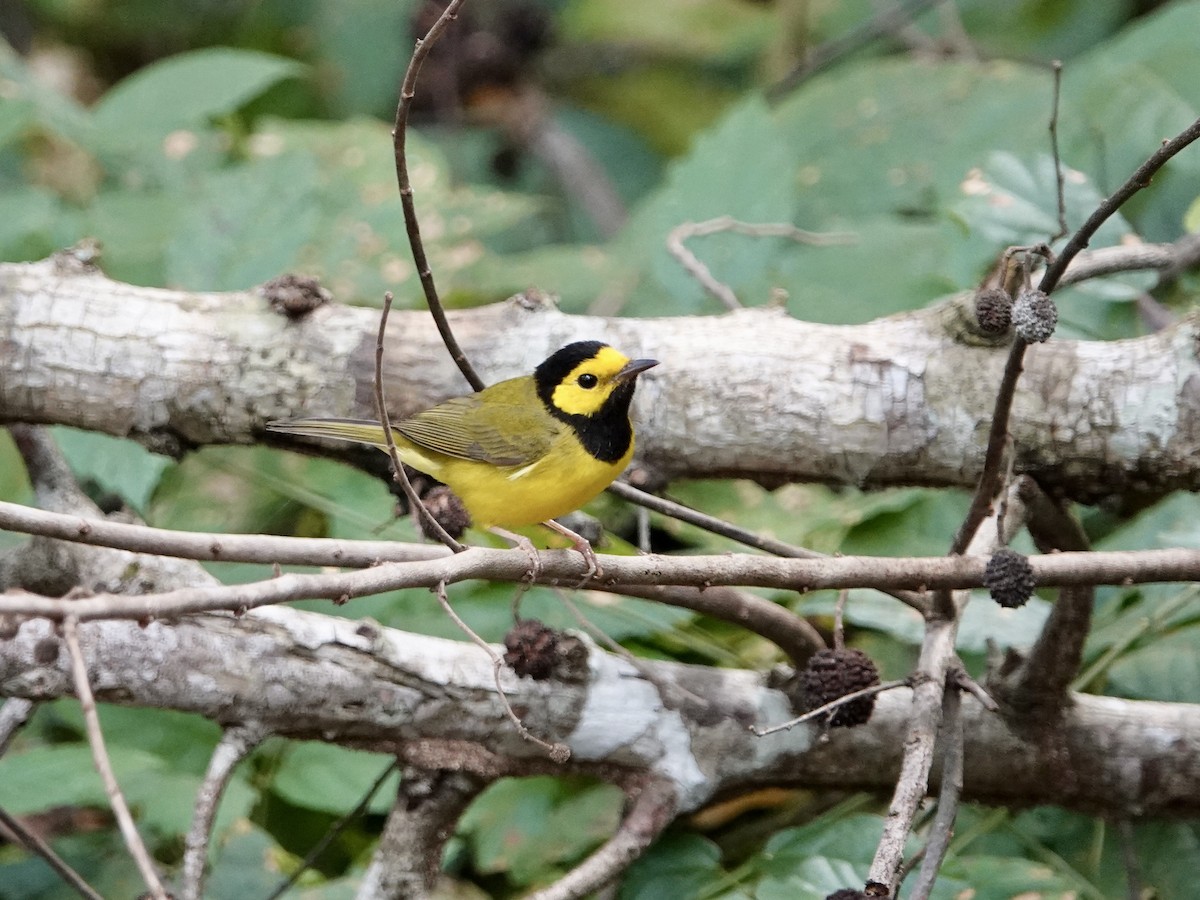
[
  {"x1": 489, "y1": 527, "x2": 542, "y2": 582},
  {"x1": 543, "y1": 518, "x2": 601, "y2": 580}
]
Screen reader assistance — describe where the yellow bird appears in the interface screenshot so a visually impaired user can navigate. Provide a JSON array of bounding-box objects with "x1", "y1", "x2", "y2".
[{"x1": 267, "y1": 341, "x2": 658, "y2": 567}]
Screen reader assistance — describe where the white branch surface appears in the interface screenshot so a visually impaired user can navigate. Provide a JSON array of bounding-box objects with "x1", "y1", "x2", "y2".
[
  {"x1": 2, "y1": 606, "x2": 1198, "y2": 818},
  {"x1": 5, "y1": 257, "x2": 1200, "y2": 501}
]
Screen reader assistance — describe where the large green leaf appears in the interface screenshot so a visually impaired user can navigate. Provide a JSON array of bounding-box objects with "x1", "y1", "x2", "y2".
[
  {"x1": 0, "y1": 185, "x2": 83, "y2": 264},
  {"x1": 620, "y1": 832, "x2": 734, "y2": 900},
  {"x1": 192, "y1": 117, "x2": 542, "y2": 304},
  {"x1": 1106, "y1": 626, "x2": 1200, "y2": 703},
  {"x1": 270, "y1": 741, "x2": 400, "y2": 816},
  {"x1": 0, "y1": 740, "x2": 253, "y2": 839},
  {"x1": 1065, "y1": 0, "x2": 1200, "y2": 241},
  {"x1": 457, "y1": 776, "x2": 623, "y2": 886},
  {"x1": 90, "y1": 48, "x2": 305, "y2": 149},
  {"x1": 165, "y1": 149, "x2": 322, "y2": 290},
  {"x1": 52, "y1": 427, "x2": 173, "y2": 512},
  {"x1": 0, "y1": 39, "x2": 92, "y2": 145}
]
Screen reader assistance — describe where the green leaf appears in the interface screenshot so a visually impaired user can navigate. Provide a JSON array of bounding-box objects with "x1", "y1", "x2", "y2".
[
  {"x1": 0, "y1": 831, "x2": 144, "y2": 898},
  {"x1": 0, "y1": 185, "x2": 82, "y2": 263},
  {"x1": 458, "y1": 776, "x2": 623, "y2": 886},
  {"x1": 1110, "y1": 821, "x2": 1200, "y2": 900},
  {"x1": 52, "y1": 427, "x2": 172, "y2": 512},
  {"x1": 0, "y1": 39, "x2": 92, "y2": 144},
  {"x1": 936, "y1": 854, "x2": 1081, "y2": 900},
  {"x1": 0, "y1": 739, "x2": 253, "y2": 839},
  {"x1": 753, "y1": 857, "x2": 872, "y2": 900},
  {"x1": 80, "y1": 189, "x2": 183, "y2": 285},
  {"x1": 1106, "y1": 626, "x2": 1200, "y2": 703},
  {"x1": 270, "y1": 742, "x2": 400, "y2": 816},
  {"x1": 1065, "y1": 0, "x2": 1200, "y2": 241},
  {"x1": 773, "y1": 59, "x2": 1049, "y2": 223},
  {"x1": 620, "y1": 832, "x2": 730, "y2": 900},
  {"x1": 760, "y1": 813, "x2": 886, "y2": 870},
  {"x1": 91, "y1": 48, "x2": 304, "y2": 148},
  {"x1": 202, "y1": 117, "x2": 541, "y2": 304},
  {"x1": 616, "y1": 95, "x2": 800, "y2": 315},
  {"x1": 950, "y1": 151, "x2": 1147, "y2": 340},
  {"x1": 165, "y1": 149, "x2": 322, "y2": 290},
  {"x1": 1185, "y1": 194, "x2": 1200, "y2": 233},
  {"x1": 1097, "y1": 492, "x2": 1200, "y2": 553}
]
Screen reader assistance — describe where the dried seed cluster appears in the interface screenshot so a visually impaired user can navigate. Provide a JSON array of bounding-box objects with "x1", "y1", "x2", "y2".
[
  {"x1": 416, "y1": 485, "x2": 472, "y2": 540},
  {"x1": 974, "y1": 287, "x2": 1013, "y2": 335},
  {"x1": 797, "y1": 648, "x2": 881, "y2": 728},
  {"x1": 1012, "y1": 288, "x2": 1057, "y2": 342},
  {"x1": 984, "y1": 548, "x2": 1036, "y2": 608}
]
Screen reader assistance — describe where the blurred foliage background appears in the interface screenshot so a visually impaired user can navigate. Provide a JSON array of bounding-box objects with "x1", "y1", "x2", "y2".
[{"x1": 2, "y1": 0, "x2": 1200, "y2": 897}]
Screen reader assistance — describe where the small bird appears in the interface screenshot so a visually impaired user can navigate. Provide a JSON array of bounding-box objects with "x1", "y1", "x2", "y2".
[{"x1": 267, "y1": 340, "x2": 658, "y2": 570}]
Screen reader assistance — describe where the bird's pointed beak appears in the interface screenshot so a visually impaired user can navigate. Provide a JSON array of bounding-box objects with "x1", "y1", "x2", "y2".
[{"x1": 616, "y1": 358, "x2": 659, "y2": 381}]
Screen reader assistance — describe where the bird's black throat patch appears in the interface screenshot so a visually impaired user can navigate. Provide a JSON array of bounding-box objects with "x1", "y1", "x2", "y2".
[
  {"x1": 534, "y1": 341, "x2": 638, "y2": 463},
  {"x1": 546, "y1": 383, "x2": 636, "y2": 463}
]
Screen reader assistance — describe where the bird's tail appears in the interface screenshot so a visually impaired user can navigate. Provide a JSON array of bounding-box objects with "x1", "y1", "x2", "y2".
[{"x1": 265, "y1": 417, "x2": 394, "y2": 450}]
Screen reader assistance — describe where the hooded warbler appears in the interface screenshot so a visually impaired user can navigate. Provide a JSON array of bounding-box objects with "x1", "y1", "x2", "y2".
[{"x1": 267, "y1": 341, "x2": 657, "y2": 556}]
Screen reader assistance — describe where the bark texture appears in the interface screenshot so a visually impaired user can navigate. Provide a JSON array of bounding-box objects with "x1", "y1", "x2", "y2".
[
  {"x1": 5, "y1": 257, "x2": 1200, "y2": 502},
  {"x1": 1, "y1": 607, "x2": 1198, "y2": 818}
]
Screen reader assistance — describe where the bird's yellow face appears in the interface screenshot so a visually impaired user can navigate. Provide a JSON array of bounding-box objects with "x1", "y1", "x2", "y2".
[{"x1": 549, "y1": 345, "x2": 642, "y2": 417}]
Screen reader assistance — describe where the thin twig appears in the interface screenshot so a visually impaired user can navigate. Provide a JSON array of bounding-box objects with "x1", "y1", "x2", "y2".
[
  {"x1": 1048, "y1": 61, "x2": 1067, "y2": 242},
  {"x1": 12, "y1": 544, "x2": 1200, "y2": 623},
  {"x1": 666, "y1": 217, "x2": 855, "y2": 311},
  {"x1": 608, "y1": 481, "x2": 928, "y2": 613},
  {"x1": 768, "y1": 0, "x2": 945, "y2": 98},
  {"x1": 868, "y1": 484, "x2": 1021, "y2": 891},
  {"x1": 952, "y1": 668, "x2": 999, "y2": 713},
  {"x1": 180, "y1": 722, "x2": 269, "y2": 900},
  {"x1": 909, "y1": 682, "x2": 964, "y2": 900},
  {"x1": 1056, "y1": 233, "x2": 1200, "y2": 287},
  {"x1": 0, "y1": 805, "x2": 105, "y2": 900},
  {"x1": 265, "y1": 759, "x2": 399, "y2": 900},
  {"x1": 950, "y1": 336, "x2": 1027, "y2": 555},
  {"x1": 954, "y1": 116, "x2": 1200, "y2": 555},
  {"x1": 1040, "y1": 116, "x2": 1200, "y2": 295},
  {"x1": 1116, "y1": 819, "x2": 1144, "y2": 900},
  {"x1": 749, "y1": 679, "x2": 907, "y2": 737},
  {"x1": 524, "y1": 776, "x2": 678, "y2": 900},
  {"x1": 374, "y1": 291, "x2": 464, "y2": 552},
  {"x1": 392, "y1": 0, "x2": 483, "y2": 391},
  {"x1": 433, "y1": 581, "x2": 570, "y2": 761},
  {"x1": 832, "y1": 588, "x2": 849, "y2": 651},
  {"x1": 0, "y1": 499, "x2": 445, "y2": 568},
  {"x1": 62, "y1": 616, "x2": 169, "y2": 900}
]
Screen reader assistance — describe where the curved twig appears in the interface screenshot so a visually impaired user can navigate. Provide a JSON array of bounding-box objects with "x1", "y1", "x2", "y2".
[
  {"x1": 63, "y1": 617, "x2": 169, "y2": 900},
  {"x1": 392, "y1": 0, "x2": 483, "y2": 391},
  {"x1": 180, "y1": 722, "x2": 269, "y2": 900}
]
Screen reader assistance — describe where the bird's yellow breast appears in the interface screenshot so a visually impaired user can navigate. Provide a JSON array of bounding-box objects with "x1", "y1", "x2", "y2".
[{"x1": 399, "y1": 430, "x2": 633, "y2": 528}]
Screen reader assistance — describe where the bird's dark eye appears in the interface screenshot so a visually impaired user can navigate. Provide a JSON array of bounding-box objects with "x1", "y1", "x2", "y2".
[{"x1": 577, "y1": 373, "x2": 599, "y2": 389}]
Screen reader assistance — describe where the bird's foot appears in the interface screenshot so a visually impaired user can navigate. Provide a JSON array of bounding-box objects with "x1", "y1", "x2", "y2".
[
  {"x1": 544, "y1": 519, "x2": 601, "y2": 581},
  {"x1": 490, "y1": 527, "x2": 542, "y2": 582}
]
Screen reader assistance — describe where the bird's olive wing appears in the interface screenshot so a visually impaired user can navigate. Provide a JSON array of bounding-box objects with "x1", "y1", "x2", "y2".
[{"x1": 396, "y1": 391, "x2": 557, "y2": 467}]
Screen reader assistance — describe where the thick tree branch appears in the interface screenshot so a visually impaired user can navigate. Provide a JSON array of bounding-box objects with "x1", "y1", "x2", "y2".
[
  {"x1": 2, "y1": 607, "x2": 1199, "y2": 818},
  {"x1": 357, "y1": 767, "x2": 487, "y2": 900},
  {"x1": 6, "y1": 254, "x2": 1200, "y2": 503}
]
